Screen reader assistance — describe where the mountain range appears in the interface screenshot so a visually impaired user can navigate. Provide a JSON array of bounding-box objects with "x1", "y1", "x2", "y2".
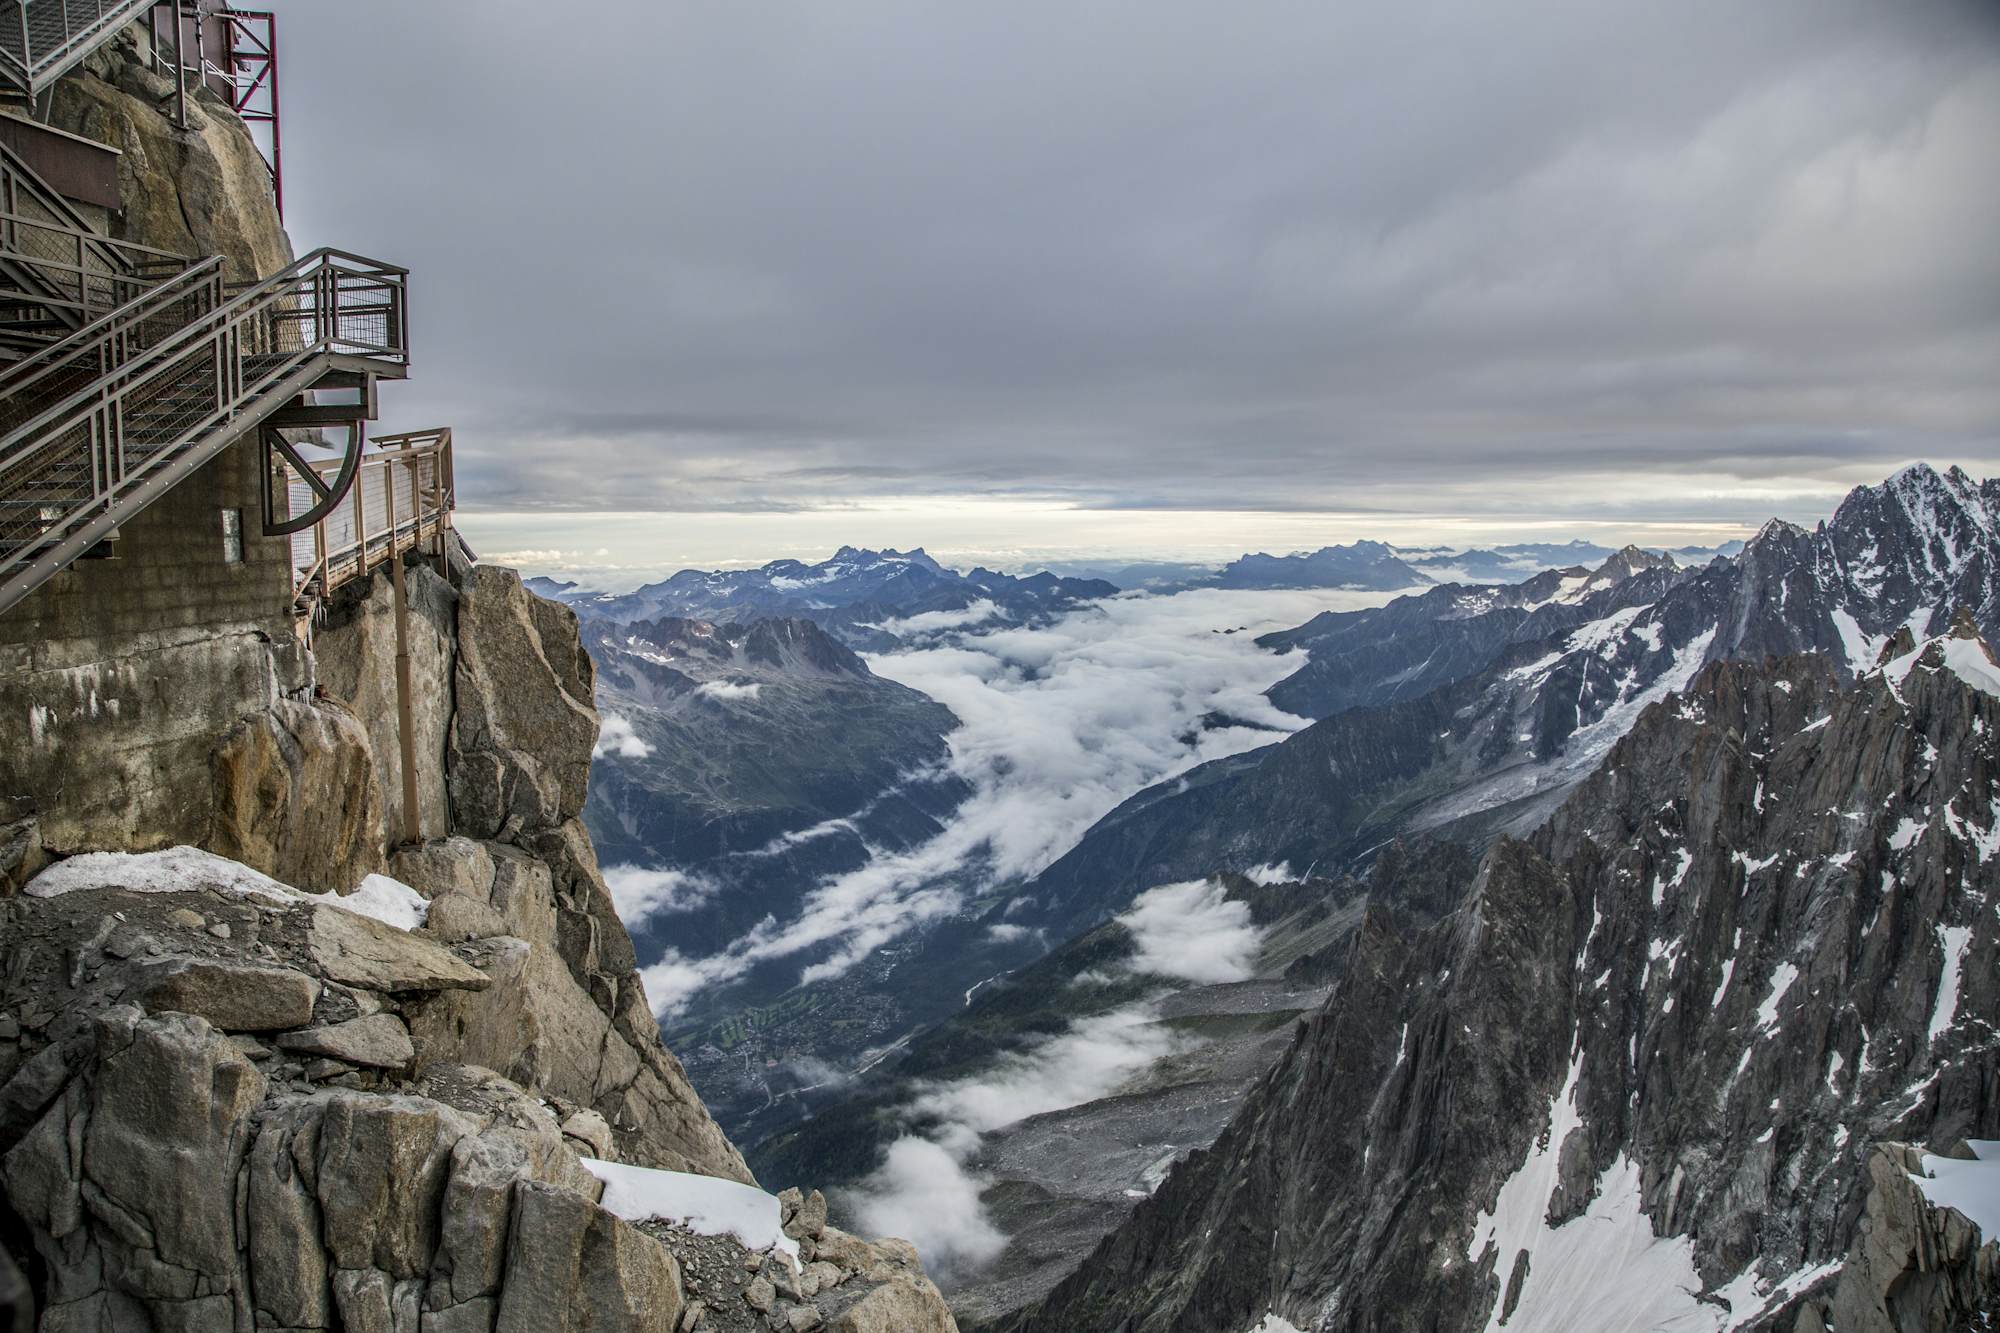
[
  {"x1": 747, "y1": 463, "x2": 2000, "y2": 1328},
  {"x1": 544, "y1": 547, "x2": 1118, "y2": 651},
  {"x1": 1001, "y1": 464, "x2": 2000, "y2": 946},
  {"x1": 1007, "y1": 619, "x2": 2000, "y2": 1331}
]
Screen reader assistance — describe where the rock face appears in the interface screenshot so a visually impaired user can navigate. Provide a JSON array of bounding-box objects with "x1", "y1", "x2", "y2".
[
  {"x1": 1010, "y1": 634, "x2": 2000, "y2": 1332},
  {"x1": 0, "y1": 851, "x2": 956, "y2": 1331},
  {"x1": 315, "y1": 561, "x2": 460, "y2": 846},
  {"x1": 55, "y1": 26, "x2": 292, "y2": 281},
  {"x1": 450, "y1": 564, "x2": 600, "y2": 842}
]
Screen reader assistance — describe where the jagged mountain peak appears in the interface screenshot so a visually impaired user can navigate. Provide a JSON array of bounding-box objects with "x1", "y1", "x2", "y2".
[{"x1": 1016, "y1": 643, "x2": 2000, "y2": 1332}]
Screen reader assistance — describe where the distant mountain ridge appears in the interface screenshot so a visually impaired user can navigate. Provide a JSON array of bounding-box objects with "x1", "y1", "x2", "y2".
[
  {"x1": 1211, "y1": 540, "x2": 1432, "y2": 591},
  {"x1": 1004, "y1": 464, "x2": 2000, "y2": 943},
  {"x1": 552, "y1": 546, "x2": 1117, "y2": 650}
]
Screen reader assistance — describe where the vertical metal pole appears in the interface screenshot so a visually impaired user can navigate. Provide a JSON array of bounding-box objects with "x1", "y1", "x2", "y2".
[
  {"x1": 173, "y1": 2, "x2": 187, "y2": 128},
  {"x1": 389, "y1": 495, "x2": 421, "y2": 846},
  {"x1": 265, "y1": 10, "x2": 281, "y2": 218}
]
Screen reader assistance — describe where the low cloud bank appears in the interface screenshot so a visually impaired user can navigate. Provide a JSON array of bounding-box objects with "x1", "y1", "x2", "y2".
[
  {"x1": 846, "y1": 1002, "x2": 1182, "y2": 1279},
  {"x1": 603, "y1": 865, "x2": 718, "y2": 927},
  {"x1": 642, "y1": 587, "x2": 1389, "y2": 1015},
  {"x1": 1120, "y1": 878, "x2": 1261, "y2": 984},
  {"x1": 593, "y1": 712, "x2": 653, "y2": 758},
  {"x1": 695, "y1": 680, "x2": 764, "y2": 702},
  {"x1": 846, "y1": 875, "x2": 1265, "y2": 1281}
]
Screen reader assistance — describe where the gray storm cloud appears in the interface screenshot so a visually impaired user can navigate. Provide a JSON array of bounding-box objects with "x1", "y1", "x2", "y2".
[{"x1": 268, "y1": 0, "x2": 1999, "y2": 522}]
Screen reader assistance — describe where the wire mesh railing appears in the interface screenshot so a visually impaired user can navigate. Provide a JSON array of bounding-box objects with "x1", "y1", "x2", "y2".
[
  {"x1": 0, "y1": 256, "x2": 225, "y2": 431},
  {"x1": 285, "y1": 427, "x2": 452, "y2": 604},
  {"x1": 0, "y1": 140, "x2": 199, "y2": 344},
  {"x1": 0, "y1": 0, "x2": 159, "y2": 96},
  {"x1": 0, "y1": 245, "x2": 409, "y2": 615}
]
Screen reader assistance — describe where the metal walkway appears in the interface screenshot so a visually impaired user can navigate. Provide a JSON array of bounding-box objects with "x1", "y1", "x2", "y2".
[
  {"x1": 0, "y1": 0, "x2": 159, "y2": 101},
  {"x1": 0, "y1": 242, "x2": 410, "y2": 615},
  {"x1": 0, "y1": 138, "x2": 194, "y2": 353},
  {"x1": 283, "y1": 426, "x2": 455, "y2": 607}
]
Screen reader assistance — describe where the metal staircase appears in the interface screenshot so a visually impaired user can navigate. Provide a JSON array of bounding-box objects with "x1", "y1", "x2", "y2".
[
  {"x1": 0, "y1": 0, "x2": 159, "y2": 101},
  {"x1": 0, "y1": 241, "x2": 409, "y2": 615},
  {"x1": 0, "y1": 138, "x2": 195, "y2": 355}
]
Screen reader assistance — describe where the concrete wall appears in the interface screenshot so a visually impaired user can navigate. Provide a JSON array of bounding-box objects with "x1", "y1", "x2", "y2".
[
  {"x1": 0, "y1": 26, "x2": 304, "y2": 874},
  {"x1": 0, "y1": 433, "x2": 308, "y2": 857}
]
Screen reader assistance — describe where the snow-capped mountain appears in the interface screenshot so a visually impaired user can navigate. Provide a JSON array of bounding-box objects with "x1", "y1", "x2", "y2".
[
  {"x1": 1007, "y1": 624, "x2": 2000, "y2": 1332},
  {"x1": 553, "y1": 547, "x2": 1116, "y2": 649},
  {"x1": 1007, "y1": 464, "x2": 2000, "y2": 941},
  {"x1": 1259, "y1": 545, "x2": 1685, "y2": 719}
]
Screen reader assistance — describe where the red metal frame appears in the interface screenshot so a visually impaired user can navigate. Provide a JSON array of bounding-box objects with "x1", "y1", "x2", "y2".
[{"x1": 146, "y1": 3, "x2": 282, "y2": 217}]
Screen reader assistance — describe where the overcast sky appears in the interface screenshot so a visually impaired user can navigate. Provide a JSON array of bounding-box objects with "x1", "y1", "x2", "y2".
[{"x1": 265, "y1": 0, "x2": 2000, "y2": 574}]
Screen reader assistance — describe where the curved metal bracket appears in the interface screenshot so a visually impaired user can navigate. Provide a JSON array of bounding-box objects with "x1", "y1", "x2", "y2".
[{"x1": 261, "y1": 420, "x2": 365, "y2": 536}]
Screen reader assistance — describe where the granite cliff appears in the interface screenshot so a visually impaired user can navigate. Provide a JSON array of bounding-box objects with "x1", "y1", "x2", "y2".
[{"x1": 0, "y1": 24, "x2": 956, "y2": 1333}]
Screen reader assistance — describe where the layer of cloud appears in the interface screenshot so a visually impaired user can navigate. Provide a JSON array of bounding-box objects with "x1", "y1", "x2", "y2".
[
  {"x1": 592, "y1": 713, "x2": 653, "y2": 758},
  {"x1": 638, "y1": 587, "x2": 1385, "y2": 1015},
  {"x1": 846, "y1": 1003, "x2": 1184, "y2": 1278},
  {"x1": 845, "y1": 884, "x2": 1266, "y2": 1279},
  {"x1": 602, "y1": 865, "x2": 719, "y2": 928},
  {"x1": 1120, "y1": 879, "x2": 1261, "y2": 984},
  {"x1": 874, "y1": 599, "x2": 1007, "y2": 638},
  {"x1": 694, "y1": 680, "x2": 764, "y2": 702},
  {"x1": 275, "y1": 0, "x2": 2000, "y2": 530}
]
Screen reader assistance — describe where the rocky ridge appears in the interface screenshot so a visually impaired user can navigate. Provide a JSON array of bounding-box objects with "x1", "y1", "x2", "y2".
[
  {"x1": 0, "y1": 557, "x2": 958, "y2": 1331},
  {"x1": 1009, "y1": 620, "x2": 2000, "y2": 1332}
]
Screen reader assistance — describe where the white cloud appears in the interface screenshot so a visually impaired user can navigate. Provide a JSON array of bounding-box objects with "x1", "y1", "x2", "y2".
[
  {"x1": 845, "y1": 1002, "x2": 1186, "y2": 1278},
  {"x1": 844, "y1": 891, "x2": 1267, "y2": 1278},
  {"x1": 844, "y1": 1137, "x2": 1006, "y2": 1281},
  {"x1": 1243, "y1": 861, "x2": 1295, "y2": 886},
  {"x1": 641, "y1": 587, "x2": 1393, "y2": 1016},
  {"x1": 604, "y1": 865, "x2": 718, "y2": 927},
  {"x1": 1119, "y1": 879, "x2": 1261, "y2": 984},
  {"x1": 984, "y1": 923, "x2": 1037, "y2": 945},
  {"x1": 593, "y1": 712, "x2": 654, "y2": 758},
  {"x1": 876, "y1": 599, "x2": 1007, "y2": 638},
  {"x1": 695, "y1": 680, "x2": 764, "y2": 702}
]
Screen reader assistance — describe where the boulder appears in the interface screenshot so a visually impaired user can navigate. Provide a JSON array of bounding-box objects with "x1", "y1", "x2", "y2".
[
  {"x1": 559, "y1": 1108, "x2": 614, "y2": 1160},
  {"x1": 450, "y1": 566, "x2": 599, "y2": 840},
  {"x1": 825, "y1": 1277, "x2": 958, "y2": 1333},
  {"x1": 210, "y1": 697, "x2": 386, "y2": 894},
  {"x1": 309, "y1": 905, "x2": 492, "y2": 993},
  {"x1": 493, "y1": 1182, "x2": 683, "y2": 1332},
  {"x1": 426, "y1": 891, "x2": 513, "y2": 943},
  {"x1": 137, "y1": 958, "x2": 321, "y2": 1031},
  {"x1": 277, "y1": 1014, "x2": 415, "y2": 1069}
]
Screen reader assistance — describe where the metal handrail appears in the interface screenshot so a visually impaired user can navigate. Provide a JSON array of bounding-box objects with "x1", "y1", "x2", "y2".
[
  {"x1": 0, "y1": 0, "x2": 160, "y2": 96},
  {"x1": 0, "y1": 245, "x2": 407, "y2": 465},
  {"x1": 286, "y1": 427, "x2": 453, "y2": 604},
  {"x1": 0, "y1": 140, "x2": 196, "y2": 342},
  {"x1": 0, "y1": 245, "x2": 409, "y2": 615},
  {"x1": 0, "y1": 254, "x2": 224, "y2": 412},
  {"x1": 0, "y1": 208, "x2": 196, "y2": 322}
]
